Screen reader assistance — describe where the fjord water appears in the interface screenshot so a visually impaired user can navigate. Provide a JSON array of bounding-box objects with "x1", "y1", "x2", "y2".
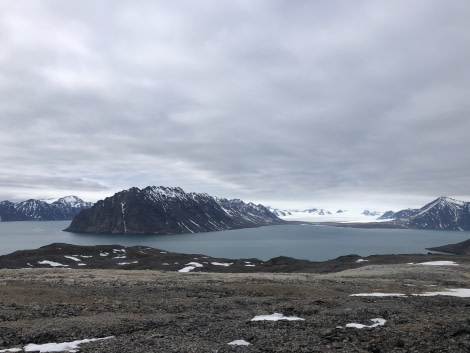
[{"x1": 1, "y1": 221, "x2": 470, "y2": 261}]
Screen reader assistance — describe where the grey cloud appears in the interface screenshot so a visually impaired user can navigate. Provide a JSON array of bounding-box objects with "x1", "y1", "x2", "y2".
[{"x1": 1, "y1": 1, "x2": 469, "y2": 209}]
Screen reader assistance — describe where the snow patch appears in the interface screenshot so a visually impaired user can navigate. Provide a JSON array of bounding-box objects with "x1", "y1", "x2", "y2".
[
  {"x1": 413, "y1": 288, "x2": 470, "y2": 297},
  {"x1": 350, "y1": 292, "x2": 406, "y2": 297},
  {"x1": 178, "y1": 266, "x2": 195, "y2": 272},
  {"x1": 38, "y1": 260, "x2": 69, "y2": 267},
  {"x1": 355, "y1": 259, "x2": 369, "y2": 263},
  {"x1": 346, "y1": 318, "x2": 386, "y2": 329},
  {"x1": 186, "y1": 262, "x2": 203, "y2": 267},
  {"x1": 211, "y1": 262, "x2": 233, "y2": 267},
  {"x1": 228, "y1": 340, "x2": 251, "y2": 346},
  {"x1": 99, "y1": 252, "x2": 109, "y2": 257},
  {"x1": 23, "y1": 336, "x2": 114, "y2": 352},
  {"x1": 415, "y1": 261, "x2": 458, "y2": 266},
  {"x1": 251, "y1": 313, "x2": 305, "y2": 321},
  {"x1": 64, "y1": 256, "x2": 81, "y2": 262},
  {"x1": 177, "y1": 262, "x2": 204, "y2": 272}
]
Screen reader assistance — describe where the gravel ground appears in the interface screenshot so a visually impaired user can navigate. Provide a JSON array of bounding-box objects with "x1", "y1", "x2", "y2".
[{"x1": 1, "y1": 262, "x2": 470, "y2": 352}]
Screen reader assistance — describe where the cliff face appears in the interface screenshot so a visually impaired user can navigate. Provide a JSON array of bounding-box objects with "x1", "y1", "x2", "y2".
[{"x1": 64, "y1": 186, "x2": 284, "y2": 234}]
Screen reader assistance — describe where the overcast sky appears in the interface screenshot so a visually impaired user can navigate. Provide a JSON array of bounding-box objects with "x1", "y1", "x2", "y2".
[{"x1": 1, "y1": 0, "x2": 469, "y2": 211}]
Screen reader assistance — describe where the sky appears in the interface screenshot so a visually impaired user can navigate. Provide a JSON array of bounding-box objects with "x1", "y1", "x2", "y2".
[{"x1": 1, "y1": 0, "x2": 469, "y2": 211}]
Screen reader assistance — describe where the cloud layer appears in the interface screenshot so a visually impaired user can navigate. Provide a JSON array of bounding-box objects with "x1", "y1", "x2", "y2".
[{"x1": 1, "y1": 1, "x2": 469, "y2": 209}]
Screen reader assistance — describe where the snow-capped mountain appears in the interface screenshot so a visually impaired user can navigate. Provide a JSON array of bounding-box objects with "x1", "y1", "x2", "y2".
[
  {"x1": 0, "y1": 196, "x2": 93, "y2": 221},
  {"x1": 65, "y1": 186, "x2": 283, "y2": 235},
  {"x1": 268, "y1": 207, "x2": 384, "y2": 223},
  {"x1": 379, "y1": 196, "x2": 470, "y2": 231}
]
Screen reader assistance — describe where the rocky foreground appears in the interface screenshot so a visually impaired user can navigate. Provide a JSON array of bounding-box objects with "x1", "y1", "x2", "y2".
[{"x1": 1, "y1": 247, "x2": 470, "y2": 352}]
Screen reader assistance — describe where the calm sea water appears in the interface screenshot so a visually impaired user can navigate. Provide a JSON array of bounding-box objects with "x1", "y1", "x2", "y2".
[{"x1": 1, "y1": 221, "x2": 469, "y2": 261}]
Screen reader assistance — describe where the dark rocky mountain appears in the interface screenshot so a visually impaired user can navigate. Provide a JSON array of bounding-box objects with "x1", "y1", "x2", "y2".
[
  {"x1": 64, "y1": 186, "x2": 284, "y2": 235},
  {"x1": 0, "y1": 196, "x2": 93, "y2": 221},
  {"x1": 379, "y1": 196, "x2": 470, "y2": 231}
]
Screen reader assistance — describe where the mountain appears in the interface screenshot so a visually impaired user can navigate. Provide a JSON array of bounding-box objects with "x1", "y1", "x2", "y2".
[
  {"x1": 268, "y1": 207, "x2": 384, "y2": 222},
  {"x1": 379, "y1": 196, "x2": 470, "y2": 231},
  {"x1": 0, "y1": 196, "x2": 93, "y2": 221},
  {"x1": 64, "y1": 186, "x2": 284, "y2": 235}
]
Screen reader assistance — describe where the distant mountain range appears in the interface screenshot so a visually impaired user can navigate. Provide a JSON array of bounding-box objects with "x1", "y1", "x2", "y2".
[
  {"x1": 378, "y1": 196, "x2": 470, "y2": 231},
  {"x1": 64, "y1": 186, "x2": 284, "y2": 234},
  {"x1": 268, "y1": 207, "x2": 384, "y2": 221},
  {"x1": 3, "y1": 190, "x2": 468, "y2": 232},
  {"x1": 270, "y1": 196, "x2": 470, "y2": 231},
  {"x1": 0, "y1": 196, "x2": 93, "y2": 221}
]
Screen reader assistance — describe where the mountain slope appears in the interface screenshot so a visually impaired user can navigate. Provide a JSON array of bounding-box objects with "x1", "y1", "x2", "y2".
[
  {"x1": 64, "y1": 186, "x2": 284, "y2": 235},
  {"x1": 0, "y1": 196, "x2": 93, "y2": 221},
  {"x1": 379, "y1": 196, "x2": 470, "y2": 231}
]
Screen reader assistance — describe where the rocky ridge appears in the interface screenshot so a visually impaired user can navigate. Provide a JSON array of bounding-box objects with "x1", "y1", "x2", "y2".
[
  {"x1": 64, "y1": 186, "x2": 283, "y2": 235},
  {"x1": 0, "y1": 243, "x2": 468, "y2": 274},
  {"x1": 0, "y1": 196, "x2": 92, "y2": 221},
  {"x1": 379, "y1": 196, "x2": 470, "y2": 230}
]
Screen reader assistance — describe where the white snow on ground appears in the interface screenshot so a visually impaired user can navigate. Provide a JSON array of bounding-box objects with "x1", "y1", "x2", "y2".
[
  {"x1": 178, "y1": 266, "x2": 196, "y2": 272},
  {"x1": 38, "y1": 260, "x2": 69, "y2": 267},
  {"x1": 345, "y1": 318, "x2": 386, "y2": 329},
  {"x1": 178, "y1": 262, "x2": 204, "y2": 272},
  {"x1": 112, "y1": 256, "x2": 127, "y2": 259},
  {"x1": 355, "y1": 259, "x2": 369, "y2": 263},
  {"x1": 99, "y1": 252, "x2": 109, "y2": 257},
  {"x1": 186, "y1": 262, "x2": 204, "y2": 267},
  {"x1": 23, "y1": 336, "x2": 114, "y2": 352},
  {"x1": 245, "y1": 264, "x2": 256, "y2": 267},
  {"x1": 211, "y1": 262, "x2": 233, "y2": 267},
  {"x1": 415, "y1": 261, "x2": 458, "y2": 266},
  {"x1": 413, "y1": 288, "x2": 470, "y2": 297},
  {"x1": 350, "y1": 292, "x2": 406, "y2": 297},
  {"x1": 64, "y1": 256, "x2": 81, "y2": 262},
  {"x1": 77, "y1": 263, "x2": 86, "y2": 266},
  {"x1": 228, "y1": 340, "x2": 251, "y2": 346},
  {"x1": 0, "y1": 337, "x2": 114, "y2": 352},
  {"x1": 251, "y1": 313, "x2": 305, "y2": 321}
]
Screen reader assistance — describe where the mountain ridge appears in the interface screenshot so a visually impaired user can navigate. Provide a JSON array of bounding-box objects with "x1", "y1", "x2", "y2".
[
  {"x1": 0, "y1": 196, "x2": 93, "y2": 221},
  {"x1": 379, "y1": 196, "x2": 470, "y2": 231},
  {"x1": 64, "y1": 186, "x2": 284, "y2": 235}
]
